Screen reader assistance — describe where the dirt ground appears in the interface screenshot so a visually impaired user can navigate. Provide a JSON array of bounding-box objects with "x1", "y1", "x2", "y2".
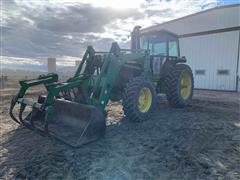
[{"x1": 0, "y1": 83, "x2": 240, "y2": 179}]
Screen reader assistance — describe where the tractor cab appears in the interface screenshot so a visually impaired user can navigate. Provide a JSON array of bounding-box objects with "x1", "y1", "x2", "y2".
[
  {"x1": 131, "y1": 26, "x2": 191, "y2": 94},
  {"x1": 131, "y1": 26, "x2": 184, "y2": 77},
  {"x1": 131, "y1": 26, "x2": 179, "y2": 56}
]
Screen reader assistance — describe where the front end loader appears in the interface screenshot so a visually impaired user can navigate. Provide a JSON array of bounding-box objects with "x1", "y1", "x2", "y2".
[
  {"x1": 10, "y1": 43, "x2": 152, "y2": 147},
  {"x1": 10, "y1": 27, "x2": 194, "y2": 147}
]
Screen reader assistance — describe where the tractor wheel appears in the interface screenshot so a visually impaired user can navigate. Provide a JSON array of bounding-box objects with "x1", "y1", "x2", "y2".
[
  {"x1": 123, "y1": 76, "x2": 157, "y2": 122},
  {"x1": 165, "y1": 64, "x2": 194, "y2": 107}
]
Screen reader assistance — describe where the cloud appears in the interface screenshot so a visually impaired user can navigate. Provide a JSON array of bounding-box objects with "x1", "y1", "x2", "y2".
[
  {"x1": 2, "y1": 0, "x2": 223, "y2": 70},
  {"x1": 2, "y1": 1, "x2": 143, "y2": 59},
  {"x1": 36, "y1": 5, "x2": 143, "y2": 33},
  {"x1": 1, "y1": 56, "x2": 42, "y2": 65}
]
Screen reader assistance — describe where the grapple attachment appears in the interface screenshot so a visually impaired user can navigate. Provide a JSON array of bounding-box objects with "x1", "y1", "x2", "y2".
[
  {"x1": 9, "y1": 73, "x2": 106, "y2": 147},
  {"x1": 10, "y1": 98, "x2": 105, "y2": 147}
]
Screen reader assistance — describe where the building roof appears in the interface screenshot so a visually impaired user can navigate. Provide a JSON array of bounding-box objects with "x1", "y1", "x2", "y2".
[
  {"x1": 140, "y1": 28, "x2": 179, "y2": 37},
  {"x1": 140, "y1": 4, "x2": 240, "y2": 35}
]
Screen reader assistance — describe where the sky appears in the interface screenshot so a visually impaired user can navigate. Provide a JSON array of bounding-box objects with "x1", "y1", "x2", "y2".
[{"x1": 1, "y1": 0, "x2": 240, "y2": 71}]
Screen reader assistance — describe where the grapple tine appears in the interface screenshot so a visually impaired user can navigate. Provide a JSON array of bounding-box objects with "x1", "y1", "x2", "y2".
[
  {"x1": 9, "y1": 98, "x2": 21, "y2": 124},
  {"x1": 19, "y1": 103, "x2": 26, "y2": 124}
]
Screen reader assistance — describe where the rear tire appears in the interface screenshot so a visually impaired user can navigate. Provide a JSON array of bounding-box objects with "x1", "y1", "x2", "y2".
[
  {"x1": 165, "y1": 64, "x2": 194, "y2": 108},
  {"x1": 122, "y1": 76, "x2": 157, "y2": 122}
]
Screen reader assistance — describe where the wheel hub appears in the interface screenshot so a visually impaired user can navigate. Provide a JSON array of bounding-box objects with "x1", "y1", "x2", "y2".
[
  {"x1": 138, "y1": 87, "x2": 152, "y2": 113},
  {"x1": 180, "y1": 72, "x2": 192, "y2": 100}
]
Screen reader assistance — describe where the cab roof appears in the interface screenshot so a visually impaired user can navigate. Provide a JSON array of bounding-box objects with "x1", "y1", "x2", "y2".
[{"x1": 140, "y1": 28, "x2": 179, "y2": 38}]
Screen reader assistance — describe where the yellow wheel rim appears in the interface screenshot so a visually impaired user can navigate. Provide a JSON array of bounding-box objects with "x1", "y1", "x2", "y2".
[
  {"x1": 180, "y1": 72, "x2": 192, "y2": 100},
  {"x1": 138, "y1": 87, "x2": 152, "y2": 113}
]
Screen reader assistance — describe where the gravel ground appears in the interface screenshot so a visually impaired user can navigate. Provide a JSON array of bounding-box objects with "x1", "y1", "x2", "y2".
[{"x1": 0, "y1": 90, "x2": 240, "y2": 180}]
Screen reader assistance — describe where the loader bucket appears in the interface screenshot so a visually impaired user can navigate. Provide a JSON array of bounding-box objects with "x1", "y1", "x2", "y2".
[{"x1": 25, "y1": 99, "x2": 106, "y2": 147}]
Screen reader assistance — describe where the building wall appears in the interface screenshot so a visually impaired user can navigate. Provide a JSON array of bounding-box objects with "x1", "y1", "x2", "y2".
[
  {"x1": 180, "y1": 31, "x2": 239, "y2": 91},
  {"x1": 238, "y1": 31, "x2": 240, "y2": 92}
]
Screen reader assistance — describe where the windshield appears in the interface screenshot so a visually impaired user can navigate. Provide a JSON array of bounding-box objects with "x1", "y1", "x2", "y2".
[
  {"x1": 140, "y1": 34, "x2": 179, "y2": 56},
  {"x1": 140, "y1": 35, "x2": 167, "y2": 55}
]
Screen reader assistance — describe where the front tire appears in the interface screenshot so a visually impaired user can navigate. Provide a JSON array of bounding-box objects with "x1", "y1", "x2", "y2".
[
  {"x1": 123, "y1": 76, "x2": 157, "y2": 122},
  {"x1": 165, "y1": 64, "x2": 194, "y2": 107}
]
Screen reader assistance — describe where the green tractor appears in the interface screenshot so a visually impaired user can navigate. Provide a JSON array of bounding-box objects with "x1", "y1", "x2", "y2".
[{"x1": 10, "y1": 26, "x2": 194, "y2": 147}]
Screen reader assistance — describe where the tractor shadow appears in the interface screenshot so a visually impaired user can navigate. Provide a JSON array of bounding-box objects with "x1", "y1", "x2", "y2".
[{"x1": 1, "y1": 97, "x2": 240, "y2": 179}]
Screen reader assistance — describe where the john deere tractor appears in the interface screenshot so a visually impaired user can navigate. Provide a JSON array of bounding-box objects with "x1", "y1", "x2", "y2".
[{"x1": 10, "y1": 26, "x2": 194, "y2": 147}]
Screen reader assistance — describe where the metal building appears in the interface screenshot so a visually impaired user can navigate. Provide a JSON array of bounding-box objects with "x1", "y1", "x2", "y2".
[{"x1": 141, "y1": 4, "x2": 240, "y2": 91}]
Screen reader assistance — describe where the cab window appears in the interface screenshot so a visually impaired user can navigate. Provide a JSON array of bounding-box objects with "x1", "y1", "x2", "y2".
[
  {"x1": 140, "y1": 36, "x2": 167, "y2": 55},
  {"x1": 140, "y1": 37, "x2": 149, "y2": 50},
  {"x1": 140, "y1": 34, "x2": 179, "y2": 56},
  {"x1": 168, "y1": 41, "x2": 178, "y2": 56},
  {"x1": 152, "y1": 42, "x2": 167, "y2": 55}
]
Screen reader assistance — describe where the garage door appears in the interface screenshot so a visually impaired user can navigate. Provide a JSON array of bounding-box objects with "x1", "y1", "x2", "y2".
[{"x1": 179, "y1": 31, "x2": 239, "y2": 91}]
